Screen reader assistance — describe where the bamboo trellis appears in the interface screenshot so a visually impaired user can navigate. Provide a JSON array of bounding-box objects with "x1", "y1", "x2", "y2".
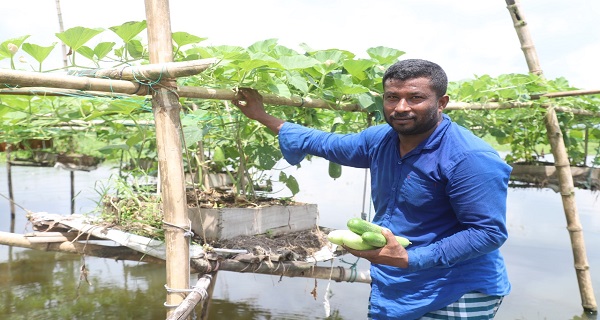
[{"x1": 506, "y1": 0, "x2": 597, "y2": 314}]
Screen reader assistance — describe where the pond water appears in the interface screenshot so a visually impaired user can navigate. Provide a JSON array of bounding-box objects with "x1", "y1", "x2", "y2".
[{"x1": 1, "y1": 159, "x2": 599, "y2": 320}]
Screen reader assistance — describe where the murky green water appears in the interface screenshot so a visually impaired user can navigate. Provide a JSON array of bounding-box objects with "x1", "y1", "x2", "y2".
[{"x1": 1, "y1": 160, "x2": 599, "y2": 319}]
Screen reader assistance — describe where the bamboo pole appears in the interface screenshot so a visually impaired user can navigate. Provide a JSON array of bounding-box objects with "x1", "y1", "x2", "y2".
[
  {"x1": 0, "y1": 69, "x2": 149, "y2": 95},
  {"x1": 506, "y1": 0, "x2": 597, "y2": 314},
  {"x1": 144, "y1": 0, "x2": 190, "y2": 317},
  {"x1": 0, "y1": 231, "x2": 163, "y2": 263},
  {"x1": 505, "y1": 0, "x2": 543, "y2": 76},
  {"x1": 166, "y1": 272, "x2": 215, "y2": 320},
  {"x1": 71, "y1": 58, "x2": 217, "y2": 81},
  {"x1": 190, "y1": 258, "x2": 371, "y2": 284},
  {"x1": 545, "y1": 107, "x2": 597, "y2": 313}
]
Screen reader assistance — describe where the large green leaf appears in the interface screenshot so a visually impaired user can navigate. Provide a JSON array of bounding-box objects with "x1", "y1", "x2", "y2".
[
  {"x1": 108, "y1": 21, "x2": 147, "y2": 43},
  {"x1": 0, "y1": 35, "x2": 30, "y2": 59},
  {"x1": 56, "y1": 27, "x2": 104, "y2": 51},
  {"x1": 172, "y1": 31, "x2": 206, "y2": 47},
  {"x1": 278, "y1": 55, "x2": 320, "y2": 70},
  {"x1": 367, "y1": 46, "x2": 405, "y2": 65},
  {"x1": 21, "y1": 42, "x2": 56, "y2": 64},
  {"x1": 94, "y1": 42, "x2": 116, "y2": 60},
  {"x1": 343, "y1": 59, "x2": 376, "y2": 81}
]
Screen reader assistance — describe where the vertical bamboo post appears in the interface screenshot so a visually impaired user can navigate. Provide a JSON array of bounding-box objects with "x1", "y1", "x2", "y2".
[
  {"x1": 545, "y1": 107, "x2": 597, "y2": 313},
  {"x1": 144, "y1": 0, "x2": 191, "y2": 317},
  {"x1": 505, "y1": 0, "x2": 543, "y2": 76},
  {"x1": 506, "y1": 0, "x2": 597, "y2": 314}
]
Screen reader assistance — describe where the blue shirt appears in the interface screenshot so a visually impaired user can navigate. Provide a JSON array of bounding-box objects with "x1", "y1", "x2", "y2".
[{"x1": 278, "y1": 114, "x2": 512, "y2": 319}]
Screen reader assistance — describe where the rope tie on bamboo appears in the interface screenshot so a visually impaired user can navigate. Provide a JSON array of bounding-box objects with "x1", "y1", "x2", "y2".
[
  {"x1": 162, "y1": 220, "x2": 194, "y2": 238},
  {"x1": 299, "y1": 97, "x2": 305, "y2": 107},
  {"x1": 163, "y1": 284, "x2": 209, "y2": 308},
  {"x1": 340, "y1": 257, "x2": 360, "y2": 283}
]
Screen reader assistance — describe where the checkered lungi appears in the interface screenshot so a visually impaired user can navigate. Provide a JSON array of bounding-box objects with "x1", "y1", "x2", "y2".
[
  {"x1": 418, "y1": 291, "x2": 504, "y2": 319},
  {"x1": 368, "y1": 291, "x2": 504, "y2": 319}
]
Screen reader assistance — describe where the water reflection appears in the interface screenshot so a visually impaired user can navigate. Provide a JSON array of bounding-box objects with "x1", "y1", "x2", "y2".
[{"x1": 1, "y1": 161, "x2": 599, "y2": 319}]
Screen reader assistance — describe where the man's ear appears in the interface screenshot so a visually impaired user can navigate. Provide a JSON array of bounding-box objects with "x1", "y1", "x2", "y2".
[{"x1": 438, "y1": 95, "x2": 449, "y2": 110}]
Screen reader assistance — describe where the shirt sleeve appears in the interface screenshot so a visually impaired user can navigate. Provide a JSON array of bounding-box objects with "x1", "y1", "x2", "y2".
[
  {"x1": 407, "y1": 151, "x2": 512, "y2": 271},
  {"x1": 278, "y1": 122, "x2": 371, "y2": 167}
]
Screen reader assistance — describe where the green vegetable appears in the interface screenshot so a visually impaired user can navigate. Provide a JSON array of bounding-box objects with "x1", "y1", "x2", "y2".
[
  {"x1": 212, "y1": 146, "x2": 225, "y2": 163},
  {"x1": 347, "y1": 217, "x2": 382, "y2": 235},
  {"x1": 327, "y1": 229, "x2": 377, "y2": 250},
  {"x1": 327, "y1": 229, "x2": 351, "y2": 246},
  {"x1": 328, "y1": 161, "x2": 342, "y2": 179},
  {"x1": 341, "y1": 231, "x2": 377, "y2": 251},
  {"x1": 361, "y1": 231, "x2": 411, "y2": 248}
]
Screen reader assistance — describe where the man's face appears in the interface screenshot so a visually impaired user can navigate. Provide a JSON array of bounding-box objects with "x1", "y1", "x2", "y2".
[{"x1": 382, "y1": 77, "x2": 447, "y2": 136}]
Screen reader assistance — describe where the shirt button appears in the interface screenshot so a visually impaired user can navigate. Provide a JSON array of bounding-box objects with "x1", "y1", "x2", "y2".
[{"x1": 397, "y1": 161, "x2": 401, "y2": 165}]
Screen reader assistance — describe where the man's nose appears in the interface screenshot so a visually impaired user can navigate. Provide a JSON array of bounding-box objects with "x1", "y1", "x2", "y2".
[{"x1": 394, "y1": 99, "x2": 410, "y2": 112}]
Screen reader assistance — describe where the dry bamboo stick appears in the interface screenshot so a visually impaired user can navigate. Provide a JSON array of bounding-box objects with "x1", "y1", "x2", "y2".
[
  {"x1": 0, "y1": 231, "x2": 163, "y2": 263},
  {"x1": 177, "y1": 86, "x2": 362, "y2": 112},
  {"x1": 0, "y1": 69, "x2": 149, "y2": 95},
  {"x1": 0, "y1": 86, "x2": 132, "y2": 98},
  {"x1": 532, "y1": 88, "x2": 600, "y2": 100},
  {"x1": 506, "y1": 0, "x2": 597, "y2": 314},
  {"x1": 144, "y1": 0, "x2": 190, "y2": 317},
  {"x1": 166, "y1": 272, "x2": 215, "y2": 320},
  {"x1": 545, "y1": 107, "x2": 597, "y2": 313},
  {"x1": 506, "y1": 0, "x2": 543, "y2": 75},
  {"x1": 189, "y1": 257, "x2": 371, "y2": 284},
  {"x1": 72, "y1": 58, "x2": 218, "y2": 81}
]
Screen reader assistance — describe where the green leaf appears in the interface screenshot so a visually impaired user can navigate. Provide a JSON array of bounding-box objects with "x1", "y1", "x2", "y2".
[
  {"x1": 182, "y1": 126, "x2": 204, "y2": 147},
  {"x1": 21, "y1": 42, "x2": 56, "y2": 64},
  {"x1": 248, "y1": 38, "x2": 278, "y2": 53},
  {"x1": 125, "y1": 132, "x2": 145, "y2": 147},
  {"x1": 108, "y1": 21, "x2": 147, "y2": 43},
  {"x1": 0, "y1": 36, "x2": 30, "y2": 59},
  {"x1": 278, "y1": 55, "x2": 320, "y2": 70},
  {"x1": 56, "y1": 26, "x2": 104, "y2": 51},
  {"x1": 172, "y1": 31, "x2": 206, "y2": 47},
  {"x1": 279, "y1": 172, "x2": 300, "y2": 196},
  {"x1": 366, "y1": 46, "x2": 405, "y2": 65},
  {"x1": 343, "y1": 59, "x2": 376, "y2": 81},
  {"x1": 356, "y1": 93, "x2": 375, "y2": 109},
  {"x1": 77, "y1": 46, "x2": 95, "y2": 61},
  {"x1": 286, "y1": 71, "x2": 309, "y2": 94},
  {"x1": 333, "y1": 74, "x2": 370, "y2": 94},
  {"x1": 126, "y1": 39, "x2": 145, "y2": 59},
  {"x1": 94, "y1": 42, "x2": 116, "y2": 60}
]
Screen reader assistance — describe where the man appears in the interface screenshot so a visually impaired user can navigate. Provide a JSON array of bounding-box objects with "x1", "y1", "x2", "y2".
[{"x1": 232, "y1": 59, "x2": 511, "y2": 319}]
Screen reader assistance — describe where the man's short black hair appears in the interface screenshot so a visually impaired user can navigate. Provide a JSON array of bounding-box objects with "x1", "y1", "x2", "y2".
[{"x1": 383, "y1": 59, "x2": 448, "y2": 98}]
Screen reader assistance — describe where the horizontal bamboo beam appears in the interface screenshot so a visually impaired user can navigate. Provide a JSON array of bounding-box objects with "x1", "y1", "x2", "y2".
[
  {"x1": 190, "y1": 257, "x2": 371, "y2": 284},
  {"x1": 0, "y1": 86, "x2": 132, "y2": 98},
  {"x1": 0, "y1": 69, "x2": 150, "y2": 95},
  {"x1": 178, "y1": 86, "x2": 363, "y2": 112},
  {"x1": 532, "y1": 88, "x2": 600, "y2": 100},
  {"x1": 1, "y1": 70, "x2": 598, "y2": 117},
  {"x1": 71, "y1": 58, "x2": 218, "y2": 81},
  {"x1": 0, "y1": 230, "x2": 371, "y2": 284},
  {"x1": 0, "y1": 231, "x2": 163, "y2": 263}
]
